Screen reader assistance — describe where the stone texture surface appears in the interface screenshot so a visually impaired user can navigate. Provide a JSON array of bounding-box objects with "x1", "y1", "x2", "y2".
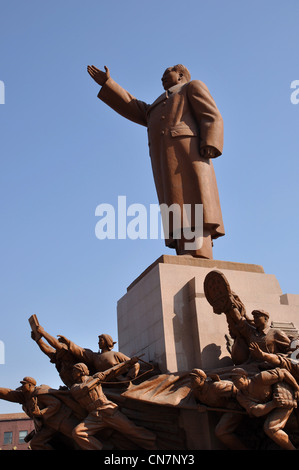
[{"x1": 117, "y1": 255, "x2": 299, "y2": 373}]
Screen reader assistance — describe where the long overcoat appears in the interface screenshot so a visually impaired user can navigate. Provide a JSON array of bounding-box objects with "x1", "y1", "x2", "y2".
[{"x1": 98, "y1": 77, "x2": 225, "y2": 247}]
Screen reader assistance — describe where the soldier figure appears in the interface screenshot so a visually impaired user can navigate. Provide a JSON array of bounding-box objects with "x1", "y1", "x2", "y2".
[
  {"x1": 231, "y1": 367, "x2": 299, "y2": 450},
  {"x1": 204, "y1": 270, "x2": 291, "y2": 364},
  {"x1": 70, "y1": 362, "x2": 157, "y2": 450},
  {"x1": 0, "y1": 376, "x2": 79, "y2": 450},
  {"x1": 190, "y1": 368, "x2": 247, "y2": 450}
]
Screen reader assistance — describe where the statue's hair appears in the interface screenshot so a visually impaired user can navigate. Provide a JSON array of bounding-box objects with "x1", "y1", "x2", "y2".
[
  {"x1": 190, "y1": 368, "x2": 207, "y2": 379},
  {"x1": 171, "y1": 64, "x2": 191, "y2": 82},
  {"x1": 99, "y1": 333, "x2": 117, "y2": 351}
]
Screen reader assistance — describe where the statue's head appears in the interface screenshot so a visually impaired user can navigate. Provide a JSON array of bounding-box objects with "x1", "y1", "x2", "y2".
[
  {"x1": 251, "y1": 309, "x2": 269, "y2": 330},
  {"x1": 98, "y1": 334, "x2": 117, "y2": 351},
  {"x1": 20, "y1": 376, "x2": 36, "y2": 392},
  {"x1": 189, "y1": 368, "x2": 207, "y2": 388},
  {"x1": 72, "y1": 362, "x2": 89, "y2": 379},
  {"x1": 231, "y1": 367, "x2": 249, "y2": 390},
  {"x1": 161, "y1": 64, "x2": 191, "y2": 90}
]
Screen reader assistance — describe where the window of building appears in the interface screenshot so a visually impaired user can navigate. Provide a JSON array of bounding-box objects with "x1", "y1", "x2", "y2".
[
  {"x1": 19, "y1": 430, "x2": 28, "y2": 444},
  {"x1": 3, "y1": 431, "x2": 13, "y2": 445}
]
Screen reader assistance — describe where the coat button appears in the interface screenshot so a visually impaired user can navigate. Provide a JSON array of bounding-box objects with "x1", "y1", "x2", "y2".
[{"x1": 161, "y1": 130, "x2": 165, "y2": 135}]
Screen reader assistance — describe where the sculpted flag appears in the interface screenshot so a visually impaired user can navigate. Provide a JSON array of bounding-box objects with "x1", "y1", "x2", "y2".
[{"x1": 121, "y1": 372, "x2": 197, "y2": 408}]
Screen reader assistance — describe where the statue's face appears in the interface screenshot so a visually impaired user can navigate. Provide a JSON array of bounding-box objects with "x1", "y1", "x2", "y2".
[
  {"x1": 190, "y1": 373, "x2": 206, "y2": 389},
  {"x1": 253, "y1": 314, "x2": 268, "y2": 330},
  {"x1": 193, "y1": 376, "x2": 205, "y2": 387},
  {"x1": 233, "y1": 375, "x2": 248, "y2": 390},
  {"x1": 161, "y1": 68, "x2": 182, "y2": 90},
  {"x1": 72, "y1": 369, "x2": 82, "y2": 382},
  {"x1": 21, "y1": 382, "x2": 33, "y2": 393}
]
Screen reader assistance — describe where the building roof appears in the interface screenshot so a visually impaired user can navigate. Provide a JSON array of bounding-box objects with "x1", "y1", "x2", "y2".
[{"x1": 0, "y1": 413, "x2": 31, "y2": 421}]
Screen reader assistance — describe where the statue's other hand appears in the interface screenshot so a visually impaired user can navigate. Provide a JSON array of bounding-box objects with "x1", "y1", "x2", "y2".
[
  {"x1": 249, "y1": 342, "x2": 263, "y2": 359},
  {"x1": 200, "y1": 146, "x2": 219, "y2": 159},
  {"x1": 130, "y1": 356, "x2": 139, "y2": 365},
  {"x1": 57, "y1": 335, "x2": 70, "y2": 346},
  {"x1": 87, "y1": 65, "x2": 110, "y2": 86}
]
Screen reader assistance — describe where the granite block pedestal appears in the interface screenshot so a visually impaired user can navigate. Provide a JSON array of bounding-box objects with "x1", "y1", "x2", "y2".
[{"x1": 117, "y1": 255, "x2": 299, "y2": 373}]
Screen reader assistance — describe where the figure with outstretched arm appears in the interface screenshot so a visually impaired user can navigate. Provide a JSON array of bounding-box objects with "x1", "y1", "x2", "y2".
[
  {"x1": 0, "y1": 377, "x2": 79, "y2": 450},
  {"x1": 87, "y1": 63, "x2": 225, "y2": 259},
  {"x1": 30, "y1": 321, "x2": 80, "y2": 388},
  {"x1": 70, "y1": 361, "x2": 157, "y2": 450}
]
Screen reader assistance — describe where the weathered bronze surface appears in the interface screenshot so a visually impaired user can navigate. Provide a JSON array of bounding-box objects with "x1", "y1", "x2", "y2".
[
  {"x1": 88, "y1": 64, "x2": 224, "y2": 259},
  {"x1": 1, "y1": 269, "x2": 299, "y2": 450}
]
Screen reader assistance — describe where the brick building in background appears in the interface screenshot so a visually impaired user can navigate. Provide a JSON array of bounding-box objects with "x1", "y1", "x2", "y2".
[{"x1": 0, "y1": 413, "x2": 34, "y2": 450}]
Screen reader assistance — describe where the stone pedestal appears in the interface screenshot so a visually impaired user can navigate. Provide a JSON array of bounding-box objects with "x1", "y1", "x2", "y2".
[{"x1": 117, "y1": 255, "x2": 299, "y2": 373}]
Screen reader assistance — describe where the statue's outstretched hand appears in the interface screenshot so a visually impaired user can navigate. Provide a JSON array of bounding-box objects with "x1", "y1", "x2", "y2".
[{"x1": 87, "y1": 65, "x2": 110, "y2": 86}]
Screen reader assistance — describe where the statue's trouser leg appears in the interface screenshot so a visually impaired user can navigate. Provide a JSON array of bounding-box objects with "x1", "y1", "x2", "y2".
[
  {"x1": 72, "y1": 414, "x2": 105, "y2": 450},
  {"x1": 72, "y1": 409, "x2": 157, "y2": 450},
  {"x1": 175, "y1": 228, "x2": 213, "y2": 259},
  {"x1": 263, "y1": 407, "x2": 296, "y2": 450},
  {"x1": 101, "y1": 409, "x2": 157, "y2": 450},
  {"x1": 58, "y1": 414, "x2": 80, "y2": 438},
  {"x1": 30, "y1": 426, "x2": 56, "y2": 450},
  {"x1": 215, "y1": 412, "x2": 247, "y2": 450}
]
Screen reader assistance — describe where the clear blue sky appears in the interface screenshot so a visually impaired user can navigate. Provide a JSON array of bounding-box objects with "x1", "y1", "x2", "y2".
[{"x1": 0, "y1": 0, "x2": 298, "y2": 413}]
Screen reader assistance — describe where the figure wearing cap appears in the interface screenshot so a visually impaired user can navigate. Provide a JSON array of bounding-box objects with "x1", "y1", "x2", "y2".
[
  {"x1": 70, "y1": 362, "x2": 157, "y2": 450},
  {"x1": 204, "y1": 271, "x2": 291, "y2": 364},
  {"x1": 0, "y1": 376, "x2": 79, "y2": 450},
  {"x1": 232, "y1": 308, "x2": 291, "y2": 359},
  {"x1": 190, "y1": 368, "x2": 237, "y2": 409},
  {"x1": 189, "y1": 368, "x2": 248, "y2": 450}
]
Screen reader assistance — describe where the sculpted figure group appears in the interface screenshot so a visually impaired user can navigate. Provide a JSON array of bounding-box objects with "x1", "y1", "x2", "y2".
[
  {"x1": 1, "y1": 65, "x2": 298, "y2": 450},
  {"x1": 1, "y1": 270, "x2": 299, "y2": 450},
  {"x1": 0, "y1": 318, "x2": 157, "y2": 450},
  {"x1": 195, "y1": 270, "x2": 299, "y2": 450}
]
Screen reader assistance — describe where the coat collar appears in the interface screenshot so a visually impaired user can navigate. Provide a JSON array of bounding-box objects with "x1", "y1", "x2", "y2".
[
  {"x1": 167, "y1": 82, "x2": 187, "y2": 95},
  {"x1": 147, "y1": 82, "x2": 188, "y2": 113}
]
